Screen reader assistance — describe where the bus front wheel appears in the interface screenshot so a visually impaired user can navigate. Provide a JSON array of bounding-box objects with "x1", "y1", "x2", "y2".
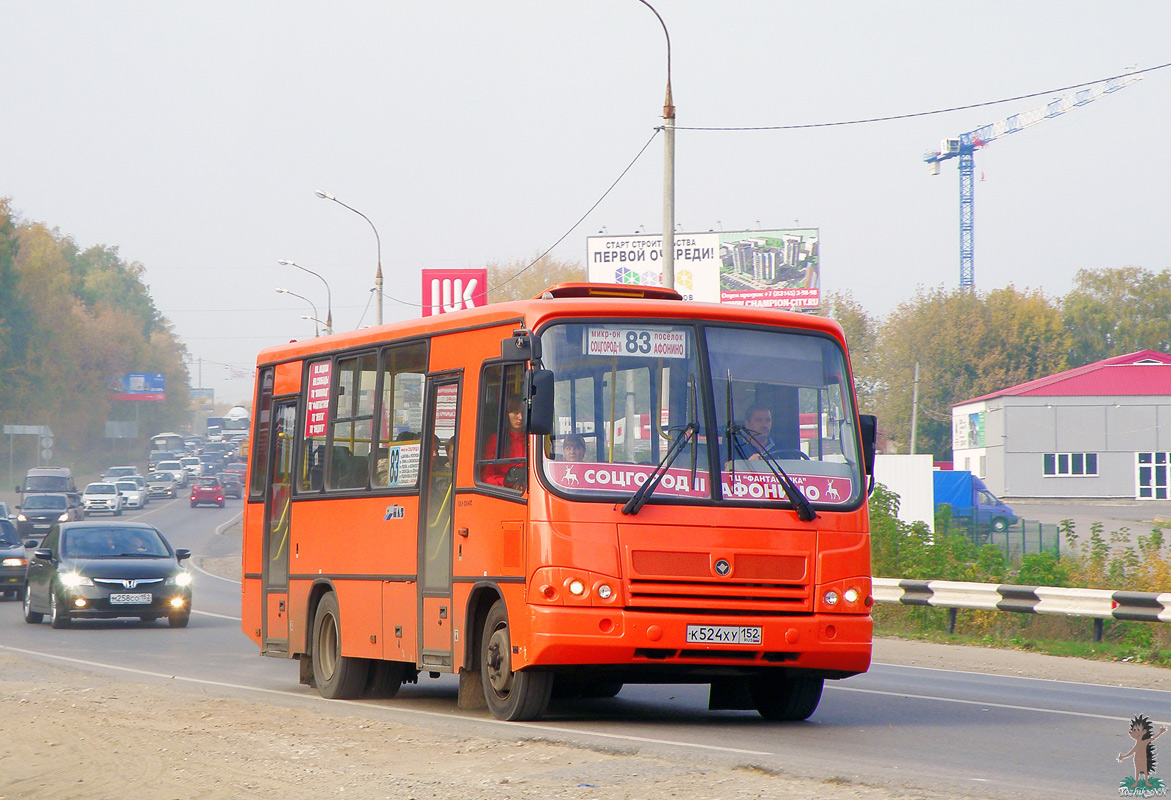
[
  {"x1": 481, "y1": 600, "x2": 552, "y2": 721},
  {"x1": 311, "y1": 593, "x2": 369, "y2": 699},
  {"x1": 750, "y1": 673, "x2": 824, "y2": 721}
]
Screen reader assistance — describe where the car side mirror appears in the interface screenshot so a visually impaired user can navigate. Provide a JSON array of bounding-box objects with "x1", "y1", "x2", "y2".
[
  {"x1": 33, "y1": 548, "x2": 52, "y2": 561},
  {"x1": 175, "y1": 548, "x2": 191, "y2": 562}
]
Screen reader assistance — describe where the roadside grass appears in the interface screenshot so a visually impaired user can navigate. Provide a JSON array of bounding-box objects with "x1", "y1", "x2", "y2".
[{"x1": 871, "y1": 483, "x2": 1171, "y2": 667}]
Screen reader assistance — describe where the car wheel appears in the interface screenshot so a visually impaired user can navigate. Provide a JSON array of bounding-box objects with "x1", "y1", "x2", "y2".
[
  {"x1": 190, "y1": 501, "x2": 197, "y2": 508},
  {"x1": 749, "y1": 673, "x2": 824, "y2": 721},
  {"x1": 218, "y1": 501, "x2": 225, "y2": 508},
  {"x1": 169, "y1": 611, "x2": 190, "y2": 628},
  {"x1": 22, "y1": 585, "x2": 43, "y2": 624},
  {"x1": 49, "y1": 590, "x2": 71, "y2": 629},
  {"x1": 991, "y1": 517, "x2": 1008, "y2": 532},
  {"x1": 481, "y1": 599, "x2": 553, "y2": 721},
  {"x1": 311, "y1": 592, "x2": 369, "y2": 699}
]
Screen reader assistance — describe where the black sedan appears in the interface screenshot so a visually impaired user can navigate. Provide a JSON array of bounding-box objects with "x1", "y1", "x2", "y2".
[
  {"x1": 23, "y1": 521, "x2": 192, "y2": 628},
  {"x1": 0, "y1": 519, "x2": 28, "y2": 600}
]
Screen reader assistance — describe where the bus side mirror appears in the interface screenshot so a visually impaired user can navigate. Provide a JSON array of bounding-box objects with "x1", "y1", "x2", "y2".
[
  {"x1": 858, "y1": 414, "x2": 877, "y2": 485},
  {"x1": 502, "y1": 329, "x2": 541, "y2": 363},
  {"x1": 526, "y1": 369, "x2": 554, "y2": 436}
]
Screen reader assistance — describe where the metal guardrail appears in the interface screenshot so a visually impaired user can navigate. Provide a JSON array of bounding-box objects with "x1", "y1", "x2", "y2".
[{"x1": 873, "y1": 577, "x2": 1171, "y2": 641}]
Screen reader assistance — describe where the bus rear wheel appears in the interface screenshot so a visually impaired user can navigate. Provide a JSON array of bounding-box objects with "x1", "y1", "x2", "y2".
[
  {"x1": 750, "y1": 673, "x2": 824, "y2": 721},
  {"x1": 481, "y1": 600, "x2": 552, "y2": 721},
  {"x1": 311, "y1": 592, "x2": 369, "y2": 699}
]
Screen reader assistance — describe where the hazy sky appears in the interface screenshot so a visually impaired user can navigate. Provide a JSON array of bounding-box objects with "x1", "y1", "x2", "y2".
[{"x1": 3, "y1": 2, "x2": 1168, "y2": 405}]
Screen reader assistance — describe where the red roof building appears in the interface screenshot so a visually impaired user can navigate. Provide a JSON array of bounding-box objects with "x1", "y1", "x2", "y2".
[{"x1": 951, "y1": 351, "x2": 1171, "y2": 500}]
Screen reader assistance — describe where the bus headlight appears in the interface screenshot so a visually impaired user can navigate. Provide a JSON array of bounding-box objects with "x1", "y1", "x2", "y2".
[
  {"x1": 823, "y1": 590, "x2": 839, "y2": 607},
  {"x1": 843, "y1": 588, "x2": 859, "y2": 604},
  {"x1": 568, "y1": 579, "x2": 586, "y2": 597},
  {"x1": 597, "y1": 584, "x2": 613, "y2": 600}
]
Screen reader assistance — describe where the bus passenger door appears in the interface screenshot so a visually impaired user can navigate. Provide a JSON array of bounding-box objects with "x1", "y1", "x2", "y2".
[
  {"x1": 261, "y1": 400, "x2": 296, "y2": 654},
  {"x1": 418, "y1": 378, "x2": 459, "y2": 669}
]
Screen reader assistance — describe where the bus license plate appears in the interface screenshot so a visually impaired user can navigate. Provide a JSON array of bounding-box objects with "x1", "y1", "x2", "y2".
[
  {"x1": 685, "y1": 625, "x2": 762, "y2": 645},
  {"x1": 110, "y1": 593, "x2": 152, "y2": 605}
]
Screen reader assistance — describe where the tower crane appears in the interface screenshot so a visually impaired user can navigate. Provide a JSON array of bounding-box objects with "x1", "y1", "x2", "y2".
[{"x1": 925, "y1": 73, "x2": 1139, "y2": 289}]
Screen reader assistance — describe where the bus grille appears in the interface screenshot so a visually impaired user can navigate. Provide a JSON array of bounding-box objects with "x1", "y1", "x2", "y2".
[{"x1": 627, "y1": 550, "x2": 811, "y2": 614}]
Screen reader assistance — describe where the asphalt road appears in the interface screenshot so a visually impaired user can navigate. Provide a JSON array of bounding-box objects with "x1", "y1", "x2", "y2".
[{"x1": 2, "y1": 495, "x2": 1165, "y2": 799}]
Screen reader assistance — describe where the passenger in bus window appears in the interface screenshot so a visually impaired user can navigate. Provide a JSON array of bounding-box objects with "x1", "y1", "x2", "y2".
[
  {"x1": 559, "y1": 434, "x2": 586, "y2": 462},
  {"x1": 481, "y1": 396, "x2": 526, "y2": 489}
]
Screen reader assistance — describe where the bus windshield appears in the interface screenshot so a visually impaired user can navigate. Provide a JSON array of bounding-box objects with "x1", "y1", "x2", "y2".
[{"x1": 538, "y1": 321, "x2": 864, "y2": 509}]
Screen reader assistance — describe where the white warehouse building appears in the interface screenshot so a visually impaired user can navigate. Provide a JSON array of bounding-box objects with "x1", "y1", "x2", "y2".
[{"x1": 951, "y1": 350, "x2": 1171, "y2": 500}]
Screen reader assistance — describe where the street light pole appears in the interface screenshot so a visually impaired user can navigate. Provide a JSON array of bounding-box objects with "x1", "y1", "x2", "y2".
[
  {"x1": 314, "y1": 189, "x2": 383, "y2": 326},
  {"x1": 637, "y1": 0, "x2": 675, "y2": 291},
  {"x1": 277, "y1": 259, "x2": 332, "y2": 335},
  {"x1": 275, "y1": 287, "x2": 320, "y2": 336}
]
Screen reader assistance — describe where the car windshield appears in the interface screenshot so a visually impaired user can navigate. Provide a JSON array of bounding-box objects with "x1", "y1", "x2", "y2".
[
  {"x1": 85, "y1": 484, "x2": 117, "y2": 495},
  {"x1": 537, "y1": 321, "x2": 865, "y2": 509},
  {"x1": 23, "y1": 476, "x2": 68, "y2": 491},
  {"x1": 62, "y1": 526, "x2": 170, "y2": 558},
  {"x1": 24, "y1": 495, "x2": 67, "y2": 510},
  {"x1": 116, "y1": 482, "x2": 138, "y2": 492},
  {"x1": 148, "y1": 472, "x2": 172, "y2": 481},
  {"x1": 159, "y1": 462, "x2": 182, "y2": 470},
  {"x1": 181, "y1": 458, "x2": 199, "y2": 465},
  {"x1": 0, "y1": 520, "x2": 21, "y2": 545}
]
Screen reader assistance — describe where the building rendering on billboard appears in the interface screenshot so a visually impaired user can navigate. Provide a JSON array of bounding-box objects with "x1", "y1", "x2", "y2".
[
  {"x1": 108, "y1": 372, "x2": 166, "y2": 402},
  {"x1": 586, "y1": 228, "x2": 819, "y2": 310}
]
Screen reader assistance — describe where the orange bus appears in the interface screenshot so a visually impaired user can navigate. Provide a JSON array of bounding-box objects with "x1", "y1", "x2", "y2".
[{"x1": 242, "y1": 283, "x2": 877, "y2": 721}]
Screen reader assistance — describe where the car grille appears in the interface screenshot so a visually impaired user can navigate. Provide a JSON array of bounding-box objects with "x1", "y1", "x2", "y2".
[{"x1": 92, "y1": 578, "x2": 164, "y2": 588}]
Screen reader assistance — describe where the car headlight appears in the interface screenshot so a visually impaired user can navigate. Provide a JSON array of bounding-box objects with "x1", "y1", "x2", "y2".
[
  {"x1": 167, "y1": 572, "x2": 193, "y2": 587},
  {"x1": 59, "y1": 573, "x2": 94, "y2": 587},
  {"x1": 58, "y1": 513, "x2": 70, "y2": 522},
  {"x1": 17, "y1": 513, "x2": 27, "y2": 522},
  {"x1": 2, "y1": 557, "x2": 26, "y2": 567}
]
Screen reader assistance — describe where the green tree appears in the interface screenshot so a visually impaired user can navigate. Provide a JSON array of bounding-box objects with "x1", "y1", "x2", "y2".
[
  {"x1": 486, "y1": 254, "x2": 586, "y2": 303},
  {"x1": 876, "y1": 285, "x2": 1068, "y2": 459},
  {"x1": 1062, "y1": 266, "x2": 1171, "y2": 366},
  {"x1": 821, "y1": 291, "x2": 879, "y2": 417}
]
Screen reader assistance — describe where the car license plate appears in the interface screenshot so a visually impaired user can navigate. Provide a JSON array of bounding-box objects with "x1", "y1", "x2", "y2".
[
  {"x1": 685, "y1": 625, "x2": 762, "y2": 645},
  {"x1": 110, "y1": 593, "x2": 152, "y2": 605},
  {"x1": 34, "y1": 523, "x2": 50, "y2": 529}
]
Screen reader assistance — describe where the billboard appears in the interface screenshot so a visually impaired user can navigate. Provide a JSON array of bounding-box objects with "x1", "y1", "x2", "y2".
[
  {"x1": 422, "y1": 268, "x2": 488, "y2": 316},
  {"x1": 586, "y1": 228, "x2": 820, "y2": 310},
  {"x1": 109, "y1": 372, "x2": 166, "y2": 402}
]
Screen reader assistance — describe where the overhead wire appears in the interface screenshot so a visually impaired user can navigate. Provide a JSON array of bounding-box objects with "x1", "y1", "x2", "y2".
[{"x1": 673, "y1": 63, "x2": 1170, "y2": 132}]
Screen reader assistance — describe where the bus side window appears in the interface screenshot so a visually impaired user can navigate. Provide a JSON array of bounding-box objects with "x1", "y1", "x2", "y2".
[
  {"x1": 476, "y1": 362, "x2": 526, "y2": 489},
  {"x1": 374, "y1": 343, "x2": 427, "y2": 489}
]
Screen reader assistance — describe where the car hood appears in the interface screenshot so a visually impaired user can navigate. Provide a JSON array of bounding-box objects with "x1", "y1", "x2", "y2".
[
  {"x1": 64, "y1": 557, "x2": 178, "y2": 579},
  {"x1": 0, "y1": 543, "x2": 25, "y2": 558}
]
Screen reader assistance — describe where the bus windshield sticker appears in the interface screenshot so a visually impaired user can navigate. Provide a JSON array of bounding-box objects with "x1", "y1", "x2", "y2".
[
  {"x1": 546, "y1": 461, "x2": 707, "y2": 498},
  {"x1": 383, "y1": 443, "x2": 421, "y2": 487},
  {"x1": 585, "y1": 327, "x2": 688, "y2": 359},
  {"x1": 722, "y1": 471, "x2": 852, "y2": 505}
]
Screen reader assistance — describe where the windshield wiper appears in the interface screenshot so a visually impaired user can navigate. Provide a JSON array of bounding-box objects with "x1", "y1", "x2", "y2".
[
  {"x1": 727, "y1": 425, "x2": 819, "y2": 522},
  {"x1": 621, "y1": 422, "x2": 699, "y2": 516}
]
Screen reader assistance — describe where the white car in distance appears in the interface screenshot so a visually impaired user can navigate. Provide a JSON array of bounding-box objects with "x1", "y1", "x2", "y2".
[
  {"x1": 82, "y1": 482, "x2": 124, "y2": 516},
  {"x1": 115, "y1": 479, "x2": 148, "y2": 510},
  {"x1": 156, "y1": 460, "x2": 188, "y2": 487},
  {"x1": 179, "y1": 457, "x2": 204, "y2": 479}
]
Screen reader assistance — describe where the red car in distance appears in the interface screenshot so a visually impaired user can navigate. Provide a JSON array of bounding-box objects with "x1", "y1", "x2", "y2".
[{"x1": 190, "y1": 477, "x2": 225, "y2": 509}]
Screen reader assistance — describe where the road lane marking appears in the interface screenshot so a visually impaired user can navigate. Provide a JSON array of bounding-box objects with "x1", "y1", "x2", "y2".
[
  {"x1": 0, "y1": 644, "x2": 771, "y2": 756},
  {"x1": 827, "y1": 683, "x2": 1166, "y2": 724}
]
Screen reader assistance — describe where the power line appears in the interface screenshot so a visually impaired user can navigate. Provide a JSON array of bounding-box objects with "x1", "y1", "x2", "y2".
[{"x1": 673, "y1": 63, "x2": 1169, "y2": 132}]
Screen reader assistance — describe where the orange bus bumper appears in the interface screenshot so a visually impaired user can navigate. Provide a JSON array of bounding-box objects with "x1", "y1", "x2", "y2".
[{"x1": 521, "y1": 605, "x2": 872, "y2": 676}]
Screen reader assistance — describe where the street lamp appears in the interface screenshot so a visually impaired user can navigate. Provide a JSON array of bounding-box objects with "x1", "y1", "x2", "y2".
[
  {"x1": 275, "y1": 287, "x2": 320, "y2": 336},
  {"x1": 636, "y1": 0, "x2": 675, "y2": 290},
  {"x1": 314, "y1": 189, "x2": 383, "y2": 326},
  {"x1": 277, "y1": 259, "x2": 332, "y2": 335},
  {"x1": 301, "y1": 314, "x2": 329, "y2": 332}
]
